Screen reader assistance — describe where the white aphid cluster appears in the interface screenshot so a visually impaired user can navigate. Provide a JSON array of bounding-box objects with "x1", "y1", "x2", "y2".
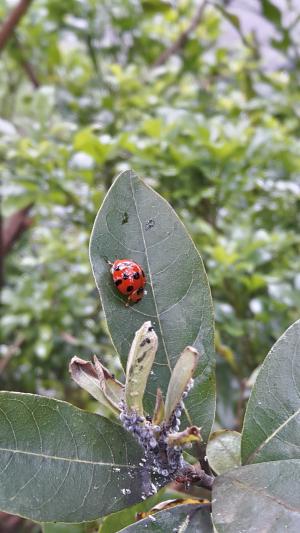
[{"x1": 119, "y1": 378, "x2": 195, "y2": 483}]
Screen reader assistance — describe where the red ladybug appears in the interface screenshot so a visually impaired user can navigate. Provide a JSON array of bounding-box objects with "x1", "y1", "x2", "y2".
[{"x1": 110, "y1": 259, "x2": 146, "y2": 304}]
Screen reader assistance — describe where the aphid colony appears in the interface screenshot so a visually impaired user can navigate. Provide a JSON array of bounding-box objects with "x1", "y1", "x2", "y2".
[
  {"x1": 70, "y1": 321, "x2": 201, "y2": 496},
  {"x1": 119, "y1": 378, "x2": 195, "y2": 484}
]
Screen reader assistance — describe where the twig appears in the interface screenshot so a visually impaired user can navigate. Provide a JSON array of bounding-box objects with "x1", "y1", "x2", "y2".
[
  {"x1": 1, "y1": 204, "x2": 33, "y2": 256},
  {"x1": 14, "y1": 36, "x2": 40, "y2": 88},
  {"x1": 0, "y1": 0, "x2": 33, "y2": 52},
  {"x1": 180, "y1": 461, "x2": 215, "y2": 491},
  {"x1": 0, "y1": 335, "x2": 25, "y2": 375},
  {"x1": 152, "y1": 1, "x2": 207, "y2": 68},
  {"x1": 236, "y1": 378, "x2": 247, "y2": 431},
  {"x1": 0, "y1": 204, "x2": 33, "y2": 286},
  {"x1": 20, "y1": 55, "x2": 40, "y2": 87},
  {"x1": 61, "y1": 332, "x2": 81, "y2": 346}
]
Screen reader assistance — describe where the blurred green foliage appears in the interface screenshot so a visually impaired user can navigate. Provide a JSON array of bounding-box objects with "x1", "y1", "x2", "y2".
[{"x1": 1, "y1": 0, "x2": 300, "y2": 427}]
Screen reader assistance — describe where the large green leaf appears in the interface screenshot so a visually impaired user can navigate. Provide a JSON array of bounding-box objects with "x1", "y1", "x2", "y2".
[
  {"x1": 212, "y1": 460, "x2": 300, "y2": 532},
  {"x1": 0, "y1": 392, "x2": 143, "y2": 523},
  {"x1": 89, "y1": 170, "x2": 215, "y2": 441},
  {"x1": 119, "y1": 503, "x2": 213, "y2": 532},
  {"x1": 241, "y1": 319, "x2": 300, "y2": 464}
]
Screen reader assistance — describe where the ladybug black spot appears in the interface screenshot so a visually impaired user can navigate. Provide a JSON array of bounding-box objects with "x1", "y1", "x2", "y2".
[
  {"x1": 133, "y1": 272, "x2": 140, "y2": 280},
  {"x1": 127, "y1": 285, "x2": 134, "y2": 293},
  {"x1": 115, "y1": 279, "x2": 122, "y2": 287},
  {"x1": 123, "y1": 273, "x2": 129, "y2": 280},
  {"x1": 137, "y1": 287, "x2": 144, "y2": 295},
  {"x1": 114, "y1": 266, "x2": 120, "y2": 271}
]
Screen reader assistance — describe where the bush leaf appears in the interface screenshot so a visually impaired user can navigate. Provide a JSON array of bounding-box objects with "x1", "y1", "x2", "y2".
[
  {"x1": 119, "y1": 503, "x2": 213, "y2": 532},
  {"x1": 0, "y1": 392, "x2": 143, "y2": 522},
  {"x1": 206, "y1": 430, "x2": 241, "y2": 475},
  {"x1": 90, "y1": 170, "x2": 215, "y2": 441},
  {"x1": 212, "y1": 460, "x2": 300, "y2": 532},
  {"x1": 241, "y1": 319, "x2": 300, "y2": 465},
  {"x1": 42, "y1": 524, "x2": 88, "y2": 533}
]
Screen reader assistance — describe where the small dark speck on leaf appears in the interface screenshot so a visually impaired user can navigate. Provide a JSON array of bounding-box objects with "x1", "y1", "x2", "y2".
[
  {"x1": 122, "y1": 212, "x2": 129, "y2": 224},
  {"x1": 145, "y1": 219, "x2": 155, "y2": 231},
  {"x1": 140, "y1": 337, "x2": 151, "y2": 347}
]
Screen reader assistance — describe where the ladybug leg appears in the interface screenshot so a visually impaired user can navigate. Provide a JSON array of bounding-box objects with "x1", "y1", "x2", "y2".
[
  {"x1": 105, "y1": 259, "x2": 113, "y2": 267},
  {"x1": 128, "y1": 289, "x2": 142, "y2": 305},
  {"x1": 126, "y1": 293, "x2": 134, "y2": 306}
]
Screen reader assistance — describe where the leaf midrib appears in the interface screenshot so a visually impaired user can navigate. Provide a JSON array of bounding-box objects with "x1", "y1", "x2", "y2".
[
  {"x1": 246, "y1": 407, "x2": 300, "y2": 464},
  {"x1": 0, "y1": 446, "x2": 137, "y2": 468},
  {"x1": 130, "y1": 174, "x2": 172, "y2": 374}
]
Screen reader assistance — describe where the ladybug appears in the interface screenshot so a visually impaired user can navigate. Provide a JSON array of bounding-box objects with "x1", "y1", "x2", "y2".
[{"x1": 109, "y1": 259, "x2": 147, "y2": 304}]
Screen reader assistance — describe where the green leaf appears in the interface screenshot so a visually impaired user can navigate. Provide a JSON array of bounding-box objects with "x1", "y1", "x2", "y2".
[
  {"x1": 99, "y1": 488, "x2": 174, "y2": 533},
  {"x1": 119, "y1": 503, "x2": 213, "y2": 532},
  {"x1": 73, "y1": 128, "x2": 112, "y2": 164},
  {"x1": 89, "y1": 170, "x2": 215, "y2": 442},
  {"x1": 0, "y1": 392, "x2": 143, "y2": 523},
  {"x1": 214, "y1": 5, "x2": 241, "y2": 32},
  {"x1": 212, "y1": 460, "x2": 300, "y2": 532},
  {"x1": 206, "y1": 430, "x2": 241, "y2": 475},
  {"x1": 43, "y1": 523, "x2": 90, "y2": 533},
  {"x1": 241, "y1": 319, "x2": 300, "y2": 465},
  {"x1": 261, "y1": 0, "x2": 282, "y2": 27}
]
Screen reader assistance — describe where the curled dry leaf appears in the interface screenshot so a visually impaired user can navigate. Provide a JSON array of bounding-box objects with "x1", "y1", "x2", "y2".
[
  {"x1": 136, "y1": 498, "x2": 209, "y2": 521},
  {"x1": 69, "y1": 355, "x2": 124, "y2": 415}
]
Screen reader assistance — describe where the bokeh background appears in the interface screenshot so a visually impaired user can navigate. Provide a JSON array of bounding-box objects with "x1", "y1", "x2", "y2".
[{"x1": 1, "y1": 0, "x2": 300, "y2": 438}]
